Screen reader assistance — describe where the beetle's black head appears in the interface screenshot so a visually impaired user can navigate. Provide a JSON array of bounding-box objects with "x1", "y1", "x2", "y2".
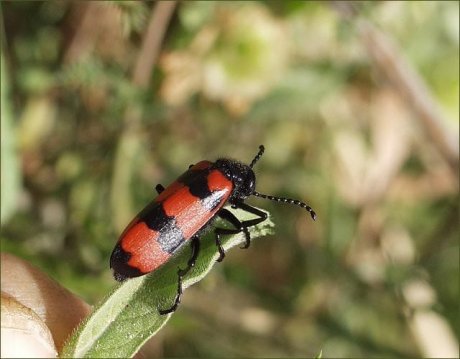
[
  {"x1": 214, "y1": 145, "x2": 265, "y2": 201},
  {"x1": 214, "y1": 145, "x2": 317, "y2": 220},
  {"x1": 213, "y1": 159, "x2": 256, "y2": 201}
]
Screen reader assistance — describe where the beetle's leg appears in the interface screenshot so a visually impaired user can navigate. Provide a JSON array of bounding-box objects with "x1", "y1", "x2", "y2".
[
  {"x1": 159, "y1": 274, "x2": 183, "y2": 315},
  {"x1": 178, "y1": 235, "x2": 200, "y2": 277},
  {"x1": 155, "y1": 184, "x2": 165, "y2": 194},
  {"x1": 188, "y1": 164, "x2": 194, "y2": 169},
  {"x1": 232, "y1": 202, "x2": 268, "y2": 248},
  {"x1": 215, "y1": 204, "x2": 268, "y2": 259},
  {"x1": 159, "y1": 236, "x2": 200, "y2": 315},
  {"x1": 214, "y1": 209, "x2": 246, "y2": 262}
]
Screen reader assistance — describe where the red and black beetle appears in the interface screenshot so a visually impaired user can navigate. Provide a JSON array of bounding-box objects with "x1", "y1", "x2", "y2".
[{"x1": 110, "y1": 145, "x2": 316, "y2": 314}]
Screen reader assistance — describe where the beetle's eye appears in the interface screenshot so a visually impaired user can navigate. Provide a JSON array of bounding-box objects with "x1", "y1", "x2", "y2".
[{"x1": 244, "y1": 172, "x2": 256, "y2": 196}]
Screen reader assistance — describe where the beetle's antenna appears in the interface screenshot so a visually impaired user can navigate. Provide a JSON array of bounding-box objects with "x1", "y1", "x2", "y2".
[
  {"x1": 253, "y1": 191, "x2": 317, "y2": 220},
  {"x1": 249, "y1": 145, "x2": 265, "y2": 168}
]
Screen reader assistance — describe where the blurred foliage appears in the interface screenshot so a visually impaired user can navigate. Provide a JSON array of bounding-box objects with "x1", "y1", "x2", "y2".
[
  {"x1": 1, "y1": 1, "x2": 458, "y2": 358},
  {"x1": 1, "y1": 54, "x2": 21, "y2": 223}
]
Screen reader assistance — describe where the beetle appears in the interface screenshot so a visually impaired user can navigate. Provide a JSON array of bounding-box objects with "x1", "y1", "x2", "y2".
[{"x1": 110, "y1": 145, "x2": 316, "y2": 314}]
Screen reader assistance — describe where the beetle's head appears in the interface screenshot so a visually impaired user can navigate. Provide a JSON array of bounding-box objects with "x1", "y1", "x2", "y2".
[
  {"x1": 215, "y1": 145, "x2": 317, "y2": 220},
  {"x1": 232, "y1": 164, "x2": 256, "y2": 200},
  {"x1": 214, "y1": 159, "x2": 256, "y2": 201}
]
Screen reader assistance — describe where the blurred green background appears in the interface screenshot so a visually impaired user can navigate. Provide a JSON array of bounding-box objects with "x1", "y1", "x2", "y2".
[{"x1": 1, "y1": 1, "x2": 458, "y2": 357}]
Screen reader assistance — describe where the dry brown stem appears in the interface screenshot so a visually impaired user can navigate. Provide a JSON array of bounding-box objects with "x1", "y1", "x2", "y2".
[{"x1": 332, "y1": 2, "x2": 459, "y2": 174}]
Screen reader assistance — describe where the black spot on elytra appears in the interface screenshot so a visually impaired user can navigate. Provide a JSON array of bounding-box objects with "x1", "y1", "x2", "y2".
[
  {"x1": 178, "y1": 168, "x2": 212, "y2": 200},
  {"x1": 110, "y1": 242, "x2": 144, "y2": 281},
  {"x1": 139, "y1": 202, "x2": 185, "y2": 254}
]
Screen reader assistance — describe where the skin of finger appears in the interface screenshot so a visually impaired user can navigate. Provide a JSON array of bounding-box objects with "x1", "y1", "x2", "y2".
[
  {"x1": 1, "y1": 252, "x2": 91, "y2": 352},
  {"x1": 1, "y1": 294, "x2": 58, "y2": 358}
]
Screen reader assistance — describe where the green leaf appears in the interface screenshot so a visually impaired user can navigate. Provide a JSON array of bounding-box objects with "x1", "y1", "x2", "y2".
[{"x1": 61, "y1": 207, "x2": 274, "y2": 358}]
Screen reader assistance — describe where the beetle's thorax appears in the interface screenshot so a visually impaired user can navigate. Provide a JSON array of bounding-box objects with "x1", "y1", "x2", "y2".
[{"x1": 213, "y1": 159, "x2": 255, "y2": 201}]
